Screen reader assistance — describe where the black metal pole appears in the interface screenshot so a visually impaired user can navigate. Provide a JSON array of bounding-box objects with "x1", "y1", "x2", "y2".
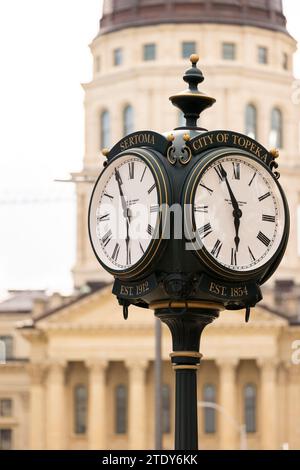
[
  {"x1": 155, "y1": 318, "x2": 162, "y2": 450},
  {"x1": 154, "y1": 303, "x2": 220, "y2": 450}
]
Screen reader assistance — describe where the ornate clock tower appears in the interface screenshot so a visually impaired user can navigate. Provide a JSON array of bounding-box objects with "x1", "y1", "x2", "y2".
[{"x1": 73, "y1": 0, "x2": 300, "y2": 289}]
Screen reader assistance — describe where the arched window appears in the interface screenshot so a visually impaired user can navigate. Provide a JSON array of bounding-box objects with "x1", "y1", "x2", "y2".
[
  {"x1": 245, "y1": 104, "x2": 257, "y2": 139},
  {"x1": 100, "y1": 110, "x2": 110, "y2": 149},
  {"x1": 203, "y1": 384, "x2": 216, "y2": 434},
  {"x1": 162, "y1": 384, "x2": 171, "y2": 434},
  {"x1": 270, "y1": 108, "x2": 283, "y2": 149},
  {"x1": 244, "y1": 384, "x2": 256, "y2": 433},
  {"x1": 115, "y1": 384, "x2": 127, "y2": 434},
  {"x1": 74, "y1": 385, "x2": 87, "y2": 434},
  {"x1": 123, "y1": 105, "x2": 134, "y2": 136}
]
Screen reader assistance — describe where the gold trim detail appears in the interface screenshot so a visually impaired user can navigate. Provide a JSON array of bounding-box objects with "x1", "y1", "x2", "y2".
[
  {"x1": 173, "y1": 365, "x2": 199, "y2": 371},
  {"x1": 270, "y1": 148, "x2": 279, "y2": 159},
  {"x1": 170, "y1": 351, "x2": 203, "y2": 359},
  {"x1": 101, "y1": 148, "x2": 110, "y2": 157},
  {"x1": 150, "y1": 300, "x2": 223, "y2": 310}
]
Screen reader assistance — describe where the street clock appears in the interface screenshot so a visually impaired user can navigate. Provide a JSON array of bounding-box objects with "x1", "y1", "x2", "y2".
[{"x1": 88, "y1": 55, "x2": 289, "y2": 450}]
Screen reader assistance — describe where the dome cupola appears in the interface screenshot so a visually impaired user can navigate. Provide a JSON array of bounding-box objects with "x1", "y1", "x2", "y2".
[{"x1": 100, "y1": 0, "x2": 287, "y2": 35}]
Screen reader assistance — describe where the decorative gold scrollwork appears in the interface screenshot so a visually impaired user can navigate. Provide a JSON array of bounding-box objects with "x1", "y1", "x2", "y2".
[
  {"x1": 167, "y1": 145, "x2": 177, "y2": 165},
  {"x1": 179, "y1": 145, "x2": 192, "y2": 165}
]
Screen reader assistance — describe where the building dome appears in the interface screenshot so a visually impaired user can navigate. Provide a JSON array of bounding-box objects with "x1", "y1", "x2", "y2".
[{"x1": 100, "y1": 0, "x2": 287, "y2": 35}]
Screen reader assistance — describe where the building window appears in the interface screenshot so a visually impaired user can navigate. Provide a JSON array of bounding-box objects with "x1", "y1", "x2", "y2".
[
  {"x1": 123, "y1": 105, "x2": 134, "y2": 136},
  {"x1": 258, "y1": 46, "x2": 268, "y2": 64},
  {"x1": 115, "y1": 385, "x2": 127, "y2": 434},
  {"x1": 0, "y1": 429, "x2": 12, "y2": 450},
  {"x1": 0, "y1": 336, "x2": 13, "y2": 360},
  {"x1": 270, "y1": 108, "x2": 283, "y2": 148},
  {"x1": 162, "y1": 384, "x2": 171, "y2": 434},
  {"x1": 143, "y1": 44, "x2": 156, "y2": 61},
  {"x1": 222, "y1": 43, "x2": 236, "y2": 61},
  {"x1": 114, "y1": 48, "x2": 123, "y2": 66},
  {"x1": 95, "y1": 56, "x2": 101, "y2": 73},
  {"x1": 182, "y1": 42, "x2": 196, "y2": 59},
  {"x1": 100, "y1": 110, "x2": 110, "y2": 149},
  {"x1": 244, "y1": 384, "x2": 256, "y2": 433},
  {"x1": 203, "y1": 384, "x2": 216, "y2": 434},
  {"x1": 282, "y1": 53, "x2": 289, "y2": 70},
  {"x1": 74, "y1": 385, "x2": 87, "y2": 435},
  {"x1": 0, "y1": 399, "x2": 12, "y2": 417},
  {"x1": 245, "y1": 104, "x2": 257, "y2": 139}
]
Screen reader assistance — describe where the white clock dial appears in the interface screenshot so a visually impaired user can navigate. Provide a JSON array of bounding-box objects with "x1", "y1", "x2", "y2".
[
  {"x1": 89, "y1": 153, "x2": 160, "y2": 273},
  {"x1": 192, "y1": 154, "x2": 285, "y2": 273}
]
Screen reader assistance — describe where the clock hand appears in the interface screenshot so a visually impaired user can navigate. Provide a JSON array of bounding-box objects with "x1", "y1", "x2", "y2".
[
  {"x1": 126, "y1": 217, "x2": 131, "y2": 265},
  {"x1": 114, "y1": 169, "x2": 127, "y2": 218},
  {"x1": 220, "y1": 165, "x2": 242, "y2": 252}
]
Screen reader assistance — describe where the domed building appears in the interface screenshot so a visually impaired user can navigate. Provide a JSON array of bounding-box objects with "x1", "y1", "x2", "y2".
[
  {"x1": 73, "y1": 0, "x2": 300, "y2": 289},
  {"x1": 1, "y1": 0, "x2": 300, "y2": 452}
]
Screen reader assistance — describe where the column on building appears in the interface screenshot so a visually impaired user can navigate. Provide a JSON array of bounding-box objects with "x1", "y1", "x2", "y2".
[
  {"x1": 46, "y1": 361, "x2": 67, "y2": 450},
  {"x1": 217, "y1": 358, "x2": 239, "y2": 450},
  {"x1": 86, "y1": 359, "x2": 108, "y2": 450},
  {"x1": 27, "y1": 363, "x2": 46, "y2": 450},
  {"x1": 258, "y1": 359, "x2": 278, "y2": 450},
  {"x1": 286, "y1": 363, "x2": 300, "y2": 450},
  {"x1": 126, "y1": 359, "x2": 148, "y2": 450}
]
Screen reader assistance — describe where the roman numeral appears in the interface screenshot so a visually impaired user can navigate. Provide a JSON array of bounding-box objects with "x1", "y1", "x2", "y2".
[
  {"x1": 127, "y1": 248, "x2": 131, "y2": 266},
  {"x1": 198, "y1": 223, "x2": 213, "y2": 239},
  {"x1": 97, "y1": 214, "x2": 110, "y2": 222},
  {"x1": 150, "y1": 205, "x2": 159, "y2": 213},
  {"x1": 214, "y1": 164, "x2": 226, "y2": 182},
  {"x1": 104, "y1": 193, "x2": 114, "y2": 200},
  {"x1": 258, "y1": 192, "x2": 271, "y2": 202},
  {"x1": 139, "y1": 243, "x2": 145, "y2": 254},
  {"x1": 194, "y1": 205, "x2": 209, "y2": 213},
  {"x1": 112, "y1": 243, "x2": 120, "y2": 262},
  {"x1": 128, "y1": 162, "x2": 134, "y2": 179},
  {"x1": 232, "y1": 162, "x2": 240, "y2": 180},
  {"x1": 262, "y1": 214, "x2": 275, "y2": 223},
  {"x1": 140, "y1": 166, "x2": 147, "y2": 182},
  {"x1": 248, "y1": 246, "x2": 256, "y2": 262},
  {"x1": 257, "y1": 231, "x2": 271, "y2": 247},
  {"x1": 249, "y1": 172, "x2": 257, "y2": 187},
  {"x1": 211, "y1": 240, "x2": 223, "y2": 258},
  {"x1": 199, "y1": 183, "x2": 213, "y2": 196},
  {"x1": 231, "y1": 248, "x2": 237, "y2": 266},
  {"x1": 147, "y1": 224, "x2": 154, "y2": 236},
  {"x1": 102, "y1": 229, "x2": 112, "y2": 247},
  {"x1": 148, "y1": 184, "x2": 156, "y2": 194}
]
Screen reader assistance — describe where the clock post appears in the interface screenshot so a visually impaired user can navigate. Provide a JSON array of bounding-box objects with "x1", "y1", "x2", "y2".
[{"x1": 89, "y1": 55, "x2": 289, "y2": 450}]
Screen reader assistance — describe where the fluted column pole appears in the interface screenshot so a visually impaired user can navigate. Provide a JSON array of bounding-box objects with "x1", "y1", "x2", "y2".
[
  {"x1": 217, "y1": 358, "x2": 239, "y2": 450},
  {"x1": 126, "y1": 359, "x2": 148, "y2": 450},
  {"x1": 286, "y1": 363, "x2": 300, "y2": 450},
  {"x1": 46, "y1": 361, "x2": 66, "y2": 450},
  {"x1": 87, "y1": 359, "x2": 108, "y2": 450},
  {"x1": 27, "y1": 363, "x2": 46, "y2": 450},
  {"x1": 258, "y1": 358, "x2": 278, "y2": 450}
]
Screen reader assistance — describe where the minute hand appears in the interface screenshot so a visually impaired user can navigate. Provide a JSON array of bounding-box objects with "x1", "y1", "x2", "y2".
[{"x1": 221, "y1": 166, "x2": 242, "y2": 252}]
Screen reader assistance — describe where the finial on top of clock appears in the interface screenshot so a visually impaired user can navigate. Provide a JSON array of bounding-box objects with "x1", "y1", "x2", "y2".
[{"x1": 169, "y1": 54, "x2": 216, "y2": 129}]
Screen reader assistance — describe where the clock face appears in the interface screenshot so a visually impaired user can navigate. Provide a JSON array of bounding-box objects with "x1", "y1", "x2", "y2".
[
  {"x1": 89, "y1": 152, "x2": 163, "y2": 275},
  {"x1": 190, "y1": 153, "x2": 286, "y2": 275}
]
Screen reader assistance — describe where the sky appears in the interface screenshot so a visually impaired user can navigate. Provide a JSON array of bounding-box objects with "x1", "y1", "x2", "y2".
[{"x1": 0, "y1": 0, "x2": 299, "y2": 295}]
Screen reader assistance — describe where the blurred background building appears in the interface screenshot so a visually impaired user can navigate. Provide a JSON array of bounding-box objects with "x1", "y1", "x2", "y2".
[{"x1": 0, "y1": 0, "x2": 300, "y2": 450}]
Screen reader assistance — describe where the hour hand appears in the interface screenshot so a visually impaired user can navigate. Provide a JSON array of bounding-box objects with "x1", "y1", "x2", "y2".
[{"x1": 114, "y1": 169, "x2": 127, "y2": 216}]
